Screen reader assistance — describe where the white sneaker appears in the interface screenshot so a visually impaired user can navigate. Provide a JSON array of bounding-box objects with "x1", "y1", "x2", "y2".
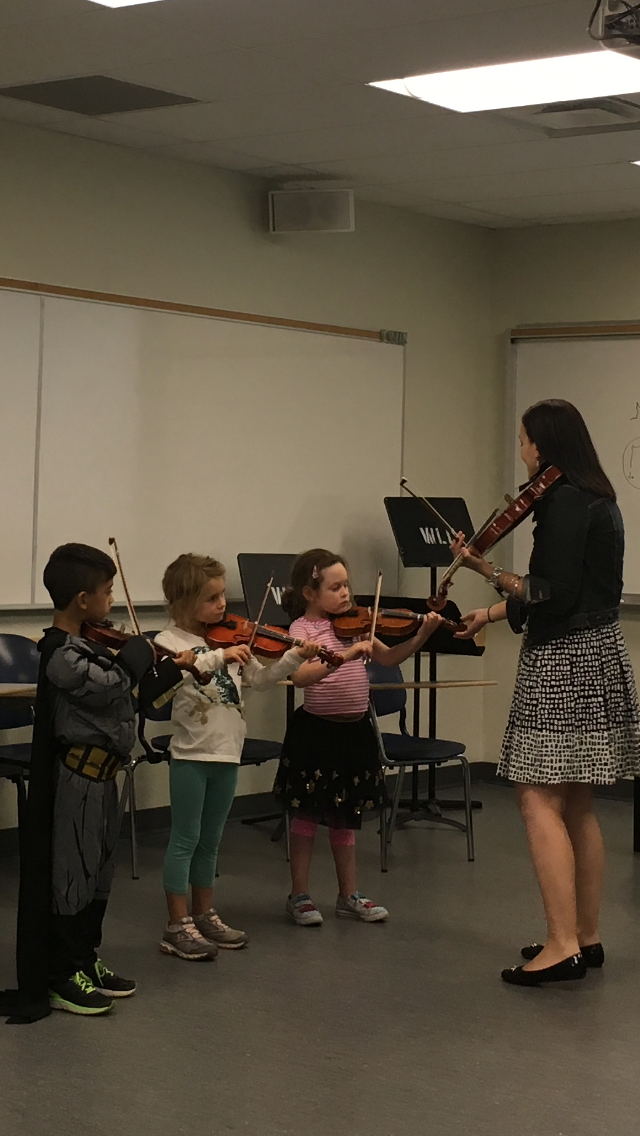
[
  {"x1": 335, "y1": 893, "x2": 388, "y2": 922},
  {"x1": 286, "y1": 894, "x2": 323, "y2": 926}
]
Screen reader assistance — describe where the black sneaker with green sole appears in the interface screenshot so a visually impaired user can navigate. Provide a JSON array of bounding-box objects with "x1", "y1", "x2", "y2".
[
  {"x1": 49, "y1": 971, "x2": 114, "y2": 1015},
  {"x1": 88, "y1": 958, "x2": 136, "y2": 998}
]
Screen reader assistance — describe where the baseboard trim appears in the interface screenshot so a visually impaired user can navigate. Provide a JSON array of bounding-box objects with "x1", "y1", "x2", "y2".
[{"x1": 0, "y1": 765, "x2": 635, "y2": 852}]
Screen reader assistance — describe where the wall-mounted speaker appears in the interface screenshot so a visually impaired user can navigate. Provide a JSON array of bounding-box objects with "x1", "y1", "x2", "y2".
[{"x1": 268, "y1": 189, "x2": 355, "y2": 233}]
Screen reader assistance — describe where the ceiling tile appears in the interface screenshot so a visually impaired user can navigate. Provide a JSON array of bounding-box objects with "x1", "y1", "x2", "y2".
[
  {"x1": 145, "y1": 0, "x2": 581, "y2": 53},
  {"x1": 107, "y1": 48, "x2": 341, "y2": 104},
  {"x1": 353, "y1": 182, "x2": 517, "y2": 225},
  {"x1": 104, "y1": 84, "x2": 452, "y2": 145},
  {"x1": 0, "y1": 93, "x2": 72, "y2": 126},
  {"x1": 150, "y1": 139, "x2": 276, "y2": 169},
  {"x1": 0, "y1": 9, "x2": 226, "y2": 89},
  {"x1": 263, "y1": 2, "x2": 589, "y2": 84},
  {"x1": 414, "y1": 161, "x2": 640, "y2": 203},
  {"x1": 0, "y1": 0, "x2": 86, "y2": 29},
  {"x1": 466, "y1": 189, "x2": 640, "y2": 220},
  {"x1": 45, "y1": 112, "x2": 182, "y2": 149},
  {"x1": 200, "y1": 113, "x2": 531, "y2": 166}
]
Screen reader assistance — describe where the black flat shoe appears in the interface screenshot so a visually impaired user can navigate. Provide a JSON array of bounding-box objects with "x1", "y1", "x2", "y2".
[
  {"x1": 501, "y1": 954, "x2": 587, "y2": 986},
  {"x1": 521, "y1": 941, "x2": 605, "y2": 968}
]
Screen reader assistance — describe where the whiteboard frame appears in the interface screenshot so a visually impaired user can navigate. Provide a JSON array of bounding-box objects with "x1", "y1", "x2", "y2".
[
  {"x1": 0, "y1": 278, "x2": 405, "y2": 612},
  {"x1": 510, "y1": 324, "x2": 640, "y2": 607}
]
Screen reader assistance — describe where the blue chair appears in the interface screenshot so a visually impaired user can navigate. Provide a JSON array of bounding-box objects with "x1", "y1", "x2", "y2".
[
  {"x1": 0, "y1": 634, "x2": 40, "y2": 829},
  {"x1": 368, "y1": 661, "x2": 474, "y2": 871}
]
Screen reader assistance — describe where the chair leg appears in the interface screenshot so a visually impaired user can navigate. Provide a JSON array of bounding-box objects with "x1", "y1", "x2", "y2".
[
  {"x1": 284, "y1": 810, "x2": 291, "y2": 863},
  {"x1": 128, "y1": 763, "x2": 140, "y2": 880},
  {"x1": 117, "y1": 770, "x2": 130, "y2": 832},
  {"x1": 15, "y1": 776, "x2": 27, "y2": 832},
  {"x1": 460, "y1": 756, "x2": 475, "y2": 862},
  {"x1": 387, "y1": 766, "x2": 405, "y2": 844},
  {"x1": 379, "y1": 791, "x2": 388, "y2": 873}
]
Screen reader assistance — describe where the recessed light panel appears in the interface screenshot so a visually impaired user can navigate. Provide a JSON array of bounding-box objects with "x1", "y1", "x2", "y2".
[
  {"x1": 87, "y1": 1, "x2": 173, "y2": 8},
  {"x1": 370, "y1": 52, "x2": 640, "y2": 113}
]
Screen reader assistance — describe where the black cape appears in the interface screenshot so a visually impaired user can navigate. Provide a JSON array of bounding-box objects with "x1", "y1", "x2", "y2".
[{"x1": 0, "y1": 628, "x2": 182, "y2": 1024}]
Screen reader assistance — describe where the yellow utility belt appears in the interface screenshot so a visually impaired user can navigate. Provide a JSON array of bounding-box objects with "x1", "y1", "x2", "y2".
[{"x1": 61, "y1": 745, "x2": 123, "y2": 782}]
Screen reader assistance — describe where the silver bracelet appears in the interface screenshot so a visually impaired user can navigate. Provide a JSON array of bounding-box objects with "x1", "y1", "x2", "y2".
[{"x1": 487, "y1": 566, "x2": 504, "y2": 593}]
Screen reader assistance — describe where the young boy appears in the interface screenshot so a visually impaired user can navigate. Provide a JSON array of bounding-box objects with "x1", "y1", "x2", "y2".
[{"x1": 0, "y1": 544, "x2": 194, "y2": 1022}]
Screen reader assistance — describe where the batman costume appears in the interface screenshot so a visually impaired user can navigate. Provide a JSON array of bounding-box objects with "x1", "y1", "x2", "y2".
[{"x1": 0, "y1": 628, "x2": 182, "y2": 1023}]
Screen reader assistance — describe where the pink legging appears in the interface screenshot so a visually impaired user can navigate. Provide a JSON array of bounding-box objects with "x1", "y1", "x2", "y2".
[{"x1": 290, "y1": 816, "x2": 355, "y2": 846}]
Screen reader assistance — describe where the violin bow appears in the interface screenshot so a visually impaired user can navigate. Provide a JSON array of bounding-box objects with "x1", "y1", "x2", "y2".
[
  {"x1": 399, "y1": 478, "x2": 460, "y2": 542},
  {"x1": 369, "y1": 571, "x2": 384, "y2": 646},
  {"x1": 108, "y1": 537, "x2": 143, "y2": 637},
  {"x1": 247, "y1": 574, "x2": 274, "y2": 653}
]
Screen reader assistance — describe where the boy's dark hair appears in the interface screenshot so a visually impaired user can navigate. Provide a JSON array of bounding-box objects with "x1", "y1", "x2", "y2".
[
  {"x1": 281, "y1": 548, "x2": 348, "y2": 620},
  {"x1": 43, "y1": 543, "x2": 116, "y2": 611}
]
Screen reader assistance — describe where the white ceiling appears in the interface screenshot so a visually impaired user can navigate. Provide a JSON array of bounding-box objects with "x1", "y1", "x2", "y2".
[{"x1": 1, "y1": 0, "x2": 640, "y2": 227}]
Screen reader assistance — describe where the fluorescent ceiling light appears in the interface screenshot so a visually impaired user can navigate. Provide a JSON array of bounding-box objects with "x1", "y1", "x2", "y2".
[
  {"x1": 87, "y1": 1, "x2": 172, "y2": 8},
  {"x1": 370, "y1": 51, "x2": 640, "y2": 113}
]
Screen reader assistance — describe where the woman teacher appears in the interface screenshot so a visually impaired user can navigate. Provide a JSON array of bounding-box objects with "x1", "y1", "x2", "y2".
[{"x1": 454, "y1": 399, "x2": 640, "y2": 986}]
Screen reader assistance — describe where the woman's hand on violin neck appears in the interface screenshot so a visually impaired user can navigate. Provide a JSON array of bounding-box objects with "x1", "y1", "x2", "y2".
[
  {"x1": 343, "y1": 641, "x2": 373, "y2": 663},
  {"x1": 295, "y1": 640, "x2": 321, "y2": 660},
  {"x1": 454, "y1": 609, "x2": 489, "y2": 639},
  {"x1": 224, "y1": 644, "x2": 252, "y2": 666},
  {"x1": 450, "y1": 531, "x2": 490, "y2": 576},
  {"x1": 173, "y1": 649, "x2": 198, "y2": 670}
]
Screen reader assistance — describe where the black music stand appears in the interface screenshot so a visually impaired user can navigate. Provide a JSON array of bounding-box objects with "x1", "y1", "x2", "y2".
[
  {"x1": 237, "y1": 554, "x2": 297, "y2": 841},
  {"x1": 379, "y1": 496, "x2": 484, "y2": 824}
]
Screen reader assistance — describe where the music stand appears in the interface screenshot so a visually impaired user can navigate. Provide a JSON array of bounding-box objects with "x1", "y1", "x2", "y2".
[
  {"x1": 237, "y1": 553, "x2": 297, "y2": 629},
  {"x1": 382, "y1": 496, "x2": 484, "y2": 822},
  {"x1": 237, "y1": 554, "x2": 297, "y2": 842}
]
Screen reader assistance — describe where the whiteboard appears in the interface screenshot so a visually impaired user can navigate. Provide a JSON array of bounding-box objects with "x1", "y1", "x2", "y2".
[
  {"x1": 512, "y1": 337, "x2": 640, "y2": 599},
  {"x1": 0, "y1": 292, "x2": 41, "y2": 604},
  {"x1": 18, "y1": 293, "x2": 403, "y2": 604}
]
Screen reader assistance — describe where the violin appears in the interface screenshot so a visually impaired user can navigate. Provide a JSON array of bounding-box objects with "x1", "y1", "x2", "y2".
[
  {"x1": 82, "y1": 620, "x2": 212, "y2": 686},
  {"x1": 332, "y1": 606, "x2": 465, "y2": 639},
  {"x1": 401, "y1": 467, "x2": 562, "y2": 612},
  {"x1": 205, "y1": 614, "x2": 344, "y2": 668}
]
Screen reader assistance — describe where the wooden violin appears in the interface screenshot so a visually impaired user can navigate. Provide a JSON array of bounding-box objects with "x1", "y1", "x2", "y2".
[
  {"x1": 82, "y1": 620, "x2": 211, "y2": 686},
  {"x1": 332, "y1": 605, "x2": 465, "y2": 639},
  {"x1": 401, "y1": 466, "x2": 562, "y2": 612},
  {"x1": 205, "y1": 614, "x2": 344, "y2": 668}
]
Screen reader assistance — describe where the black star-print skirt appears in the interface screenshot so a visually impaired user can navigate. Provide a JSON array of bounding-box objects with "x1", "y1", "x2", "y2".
[{"x1": 273, "y1": 707, "x2": 386, "y2": 829}]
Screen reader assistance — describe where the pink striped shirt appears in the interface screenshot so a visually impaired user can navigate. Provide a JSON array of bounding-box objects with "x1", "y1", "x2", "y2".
[{"x1": 290, "y1": 616, "x2": 370, "y2": 716}]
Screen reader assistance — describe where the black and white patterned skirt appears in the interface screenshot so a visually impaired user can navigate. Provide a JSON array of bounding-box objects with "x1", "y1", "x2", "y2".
[{"x1": 498, "y1": 622, "x2": 640, "y2": 785}]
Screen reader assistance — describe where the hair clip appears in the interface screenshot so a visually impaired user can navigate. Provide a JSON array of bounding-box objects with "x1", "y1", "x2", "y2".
[{"x1": 311, "y1": 565, "x2": 319, "y2": 579}]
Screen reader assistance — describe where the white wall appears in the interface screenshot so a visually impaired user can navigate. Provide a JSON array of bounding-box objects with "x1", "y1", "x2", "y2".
[{"x1": 0, "y1": 120, "x2": 502, "y2": 829}]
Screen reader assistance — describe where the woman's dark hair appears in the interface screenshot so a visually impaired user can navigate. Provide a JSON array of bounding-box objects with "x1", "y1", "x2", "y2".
[
  {"x1": 43, "y1": 543, "x2": 116, "y2": 610},
  {"x1": 522, "y1": 399, "x2": 616, "y2": 500},
  {"x1": 281, "y1": 548, "x2": 348, "y2": 620}
]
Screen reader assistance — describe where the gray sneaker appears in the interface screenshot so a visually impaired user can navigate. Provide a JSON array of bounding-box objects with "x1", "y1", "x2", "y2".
[
  {"x1": 335, "y1": 892, "x2": 389, "y2": 922},
  {"x1": 193, "y1": 908, "x2": 249, "y2": 950},
  {"x1": 160, "y1": 917, "x2": 218, "y2": 960},
  {"x1": 286, "y1": 893, "x2": 323, "y2": 926}
]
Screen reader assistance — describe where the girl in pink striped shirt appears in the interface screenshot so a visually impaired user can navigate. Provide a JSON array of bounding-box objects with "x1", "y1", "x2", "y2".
[{"x1": 274, "y1": 548, "x2": 442, "y2": 926}]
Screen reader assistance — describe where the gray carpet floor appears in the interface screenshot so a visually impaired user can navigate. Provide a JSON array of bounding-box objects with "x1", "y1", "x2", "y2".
[{"x1": 1, "y1": 783, "x2": 639, "y2": 1136}]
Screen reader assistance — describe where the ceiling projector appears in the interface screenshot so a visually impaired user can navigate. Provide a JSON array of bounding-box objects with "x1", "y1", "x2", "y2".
[{"x1": 589, "y1": 0, "x2": 640, "y2": 57}]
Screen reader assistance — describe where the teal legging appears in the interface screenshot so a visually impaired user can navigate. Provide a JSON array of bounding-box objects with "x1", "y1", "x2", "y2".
[{"x1": 163, "y1": 760, "x2": 239, "y2": 894}]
